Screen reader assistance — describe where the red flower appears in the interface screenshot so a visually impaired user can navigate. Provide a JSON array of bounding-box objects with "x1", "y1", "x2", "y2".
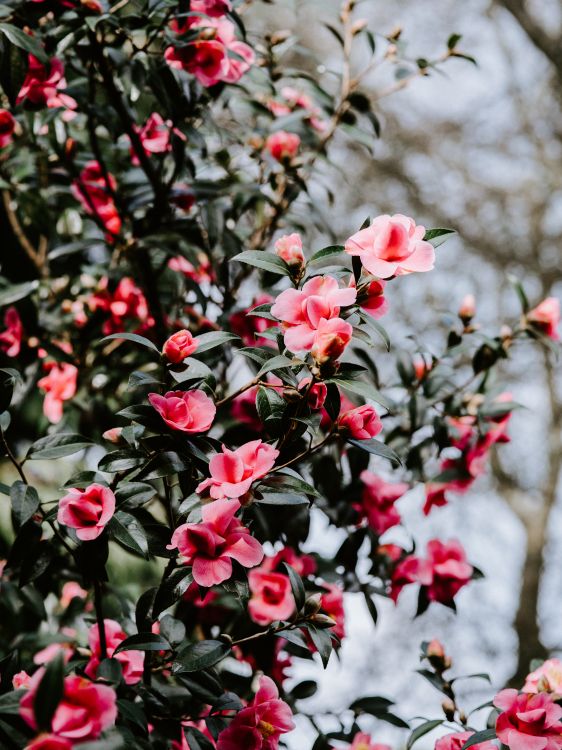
[
  {"x1": 0, "y1": 109, "x2": 15, "y2": 148},
  {"x1": 527, "y1": 297, "x2": 560, "y2": 340},
  {"x1": 494, "y1": 689, "x2": 562, "y2": 750},
  {"x1": 248, "y1": 568, "x2": 295, "y2": 625},
  {"x1": 57, "y1": 483, "x2": 116, "y2": 541},
  {"x1": 88, "y1": 276, "x2": 152, "y2": 334},
  {"x1": 310, "y1": 318, "x2": 353, "y2": 364},
  {"x1": 338, "y1": 404, "x2": 382, "y2": 440},
  {"x1": 357, "y1": 279, "x2": 389, "y2": 319},
  {"x1": 71, "y1": 161, "x2": 121, "y2": 237},
  {"x1": 216, "y1": 675, "x2": 294, "y2": 750},
  {"x1": 355, "y1": 472, "x2": 409, "y2": 536},
  {"x1": 320, "y1": 582, "x2": 345, "y2": 640},
  {"x1": 163, "y1": 329, "x2": 198, "y2": 363},
  {"x1": 17, "y1": 55, "x2": 77, "y2": 114},
  {"x1": 0, "y1": 306, "x2": 23, "y2": 357},
  {"x1": 85, "y1": 619, "x2": 144, "y2": 685},
  {"x1": 168, "y1": 498, "x2": 264, "y2": 586},
  {"x1": 229, "y1": 295, "x2": 274, "y2": 347},
  {"x1": 265, "y1": 131, "x2": 301, "y2": 162}
]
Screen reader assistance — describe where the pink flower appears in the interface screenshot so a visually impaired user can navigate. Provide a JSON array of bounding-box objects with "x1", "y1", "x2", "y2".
[
  {"x1": 12, "y1": 670, "x2": 32, "y2": 689},
  {"x1": 191, "y1": 0, "x2": 231, "y2": 16},
  {"x1": 320, "y1": 583, "x2": 345, "y2": 640},
  {"x1": 163, "y1": 329, "x2": 198, "y2": 363},
  {"x1": 355, "y1": 472, "x2": 409, "y2": 536},
  {"x1": 274, "y1": 233, "x2": 305, "y2": 267},
  {"x1": 338, "y1": 404, "x2": 382, "y2": 440},
  {"x1": 25, "y1": 735, "x2": 72, "y2": 750},
  {"x1": 350, "y1": 733, "x2": 391, "y2": 750},
  {"x1": 265, "y1": 131, "x2": 301, "y2": 162},
  {"x1": 271, "y1": 275, "x2": 356, "y2": 352},
  {"x1": 34, "y1": 642, "x2": 74, "y2": 666},
  {"x1": 88, "y1": 276, "x2": 152, "y2": 334},
  {"x1": 345, "y1": 214, "x2": 435, "y2": 278},
  {"x1": 435, "y1": 731, "x2": 496, "y2": 750},
  {"x1": 423, "y1": 483, "x2": 449, "y2": 516},
  {"x1": 524, "y1": 659, "x2": 562, "y2": 697},
  {"x1": 57, "y1": 483, "x2": 116, "y2": 541},
  {"x1": 85, "y1": 619, "x2": 144, "y2": 685},
  {"x1": 71, "y1": 161, "x2": 121, "y2": 237},
  {"x1": 527, "y1": 297, "x2": 560, "y2": 340},
  {"x1": 310, "y1": 317, "x2": 353, "y2": 364},
  {"x1": 494, "y1": 688, "x2": 562, "y2": 750},
  {"x1": 149, "y1": 390, "x2": 216, "y2": 433},
  {"x1": 261, "y1": 546, "x2": 316, "y2": 577},
  {"x1": 216, "y1": 675, "x2": 295, "y2": 750},
  {"x1": 458, "y1": 294, "x2": 476, "y2": 322},
  {"x1": 0, "y1": 306, "x2": 23, "y2": 356},
  {"x1": 38, "y1": 362, "x2": 78, "y2": 423},
  {"x1": 102, "y1": 427, "x2": 123, "y2": 444},
  {"x1": 131, "y1": 112, "x2": 178, "y2": 164},
  {"x1": 229, "y1": 295, "x2": 274, "y2": 347},
  {"x1": 168, "y1": 499, "x2": 264, "y2": 586},
  {"x1": 390, "y1": 555, "x2": 429, "y2": 603},
  {"x1": 16, "y1": 55, "x2": 77, "y2": 114},
  {"x1": 169, "y1": 253, "x2": 213, "y2": 283},
  {"x1": 20, "y1": 671, "x2": 117, "y2": 741},
  {"x1": 357, "y1": 278, "x2": 389, "y2": 318},
  {"x1": 0, "y1": 109, "x2": 15, "y2": 148},
  {"x1": 298, "y1": 378, "x2": 328, "y2": 410},
  {"x1": 60, "y1": 581, "x2": 88, "y2": 608},
  {"x1": 197, "y1": 440, "x2": 279, "y2": 500},
  {"x1": 248, "y1": 568, "x2": 295, "y2": 625}
]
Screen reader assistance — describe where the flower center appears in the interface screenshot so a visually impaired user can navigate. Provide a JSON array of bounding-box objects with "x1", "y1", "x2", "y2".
[{"x1": 258, "y1": 720, "x2": 276, "y2": 738}]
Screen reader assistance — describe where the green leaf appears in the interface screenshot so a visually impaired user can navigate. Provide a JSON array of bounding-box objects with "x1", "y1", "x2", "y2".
[
  {"x1": 283, "y1": 563, "x2": 305, "y2": 610},
  {"x1": 508, "y1": 274, "x2": 530, "y2": 314},
  {"x1": 0, "y1": 24, "x2": 48, "y2": 63},
  {"x1": 0, "y1": 690, "x2": 25, "y2": 715},
  {"x1": 113, "y1": 632, "x2": 170, "y2": 654},
  {"x1": 423, "y1": 228, "x2": 456, "y2": 247},
  {"x1": 331, "y1": 378, "x2": 392, "y2": 410},
  {"x1": 407, "y1": 719, "x2": 443, "y2": 749},
  {"x1": 27, "y1": 433, "x2": 93, "y2": 460},
  {"x1": 255, "y1": 492, "x2": 309, "y2": 506},
  {"x1": 193, "y1": 331, "x2": 240, "y2": 354},
  {"x1": 153, "y1": 567, "x2": 193, "y2": 616},
  {"x1": 33, "y1": 652, "x2": 65, "y2": 730},
  {"x1": 115, "y1": 482, "x2": 156, "y2": 507},
  {"x1": 347, "y1": 438, "x2": 402, "y2": 466},
  {"x1": 309, "y1": 245, "x2": 345, "y2": 264},
  {"x1": 256, "y1": 355, "x2": 297, "y2": 379},
  {"x1": 358, "y1": 313, "x2": 391, "y2": 351},
  {"x1": 10, "y1": 481, "x2": 39, "y2": 526},
  {"x1": 461, "y1": 729, "x2": 497, "y2": 749},
  {"x1": 447, "y1": 33, "x2": 462, "y2": 49},
  {"x1": 173, "y1": 640, "x2": 231, "y2": 673},
  {"x1": 307, "y1": 624, "x2": 333, "y2": 668},
  {"x1": 138, "y1": 451, "x2": 192, "y2": 480},
  {"x1": 100, "y1": 332, "x2": 160, "y2": 353},
  {"x1": 98, "y1": 450, "x2": 145, "y2": 473},
  {"x1": 0, "y1": 280, "x2": 39, "y2": 307},
  {"x1": 350, "y1": 696, "x2": 394, "y2": 714},
  {"x1": 108, "y1": 511, "x2": 149, "y2": 559},
  {"x1": 231, "y1": 250, "x2": 291, "y2": 276}
]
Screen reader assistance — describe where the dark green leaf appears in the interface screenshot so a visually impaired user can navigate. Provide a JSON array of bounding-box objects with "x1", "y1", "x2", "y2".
[
  {"x1": 283, "y1": 563, "x2": 305, "y2": 610},
  {"x1": 100, "y1": 332, "x2": 159, "y2": 353},
  {"x1": 231, "y1": 250, "x2": 291, "y2": 276},
  {"x1": 34, "y1": 653, "x2": 64, "y2": 730},
  {"x1": 461, "y1": 729, "x2": 497, "y2": 749},
  {"x1": 407, "y1": 719, "x2": 443, "y2": 749},
  {"x1": 10, "y1": 481, "x2": 39, "y2": 526},
  {"x1": 309, "y1": 245, "x2": 345, "y2": 264},
  {"x1": 113, "y1": 632, "x2": 170, "y2": 654},
  {"x1": 173, "y1": 640, "x2": 230, "y2": 673},
  {"x1": 0, "y1": 24, "x2": 49, "y2": 63},
  {"x1": 108, "y1": 511, "x2": 149, "y2": 559},
  {"x1": 347, "y1": 438, "x2": 401, "y2": 466},
  {"x1": 194, "y1": 331, "x2": 241, "y2": 354},
  {"x1": 27, "y1": 433, "x2": 93, "y2": 460}
]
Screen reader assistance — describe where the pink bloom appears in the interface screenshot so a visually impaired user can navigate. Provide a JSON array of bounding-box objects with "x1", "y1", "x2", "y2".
[
  {"x1": 274, "y1": 233, "x2": 305, "y2": 267},
  {"x1": 390, "y1": 555, "x2": 430, "y2": 603},
  {"x1": 298, "y1": 377, "x2": 327, "y2": 410},
  {"x1": 57, "y1": 483, "x2": 116, "y2": 541},
  {"x1": 12, "y1": 670, "x2": 32, "y2": 689},
  {"x1": 38, "y1": 362, "x2": 78, "y2": 423},
  {"x1": 169, "y1": 253, "x2": 213, "y2": 283},
  {"x1": 248, "y1": 568, "x2": 294, "y2": 625},
  {"x1": 261, "y1": 546, "x2": 316, "y2": 577},
  {"x1": 25, "y1": 736, "x2": 72, "y2": 750},
  {"x1": 350, "y1": 733, "x2": 391, "y2": 750},
  {"x1": 338, "y1": 404, "x2": 382, "y2": 440},
  {"x1": 88, "y1": 276, "x2": 152, "y2": 334},
  {"x1": 345, "y1": 214, "x2": 435, "y2": 278},
  {"x1": 423, "y1": 483, "x2": 449, "y2": 516},
  {"x1": 265, "y1": 131, "x2": 301, "y2": 162},
  {"x1": 168, "y1": 498, "x2": 264, "y2": 586},
  {"x1": 356, "y1": 472, "x2": 409, "y2": 536},
  {"x1": 458, "y1": 294, "x2": 476, "y2": 322},
  {"x1": 0, "y1": 109, "x2": 15, "y2": 148},
  {"x1": 320, "y1": 583, "x2": 345, "y2": 640},
  {"x1": 0, "y1": 306, "x2": 23, "y2": 356},
  {"x1": 197, "y1": 440, "x2": 279, "y2": 500},
  {"x1": 191, "y1": 0, "x2": 232, "y2": 16},
  {"x1": 435, "y1": 731, "x2": 496, "y2": 750},
  {"x1": 102, "y1": 427, "x2": 123, "y2": 444},
  {"x1": 527, "y1": 297, "x2": 560, "y2": 340},
  {"x1": 229, "y1": 295, "x2": 274, "y2": 347},
  {"x1": 310, "y1": 317, "x2": 353, "y2": 364},
  {"x1": 34, "y1": 642, "x2": 74, "y2": 666},
  {"x1": 149, "y1": 389, "x2": 216, "y2": 433},
  {"x1": 163, "y1": 329, "x2": 198, "y2": 363},
  {"x1": 357, "y1": 279, "x2": 389, "y2": 318},
  {"x1": 20, "y1": 671, "x2": 117, "y2": 741},
  {"x1": 524, "y1": 659, "x2": 562, "y2": 697},
  {"x1": 85, "y1": 619, "x2": 144, "y2": 685},
  {"x1": 131, "y1": 112, "x2": 180, "y2": 164},
  {"x1": 60, "y1": 581, "x2": 88, "y2": 608},
  {"x1": 170, "y1": 184, "x2": 197, "y2": 213},
  {"x1": 216, "y1": 675, "x2": 294, "y2": 750},
  {"x1": 271, "y1": 275, "x2": 356, "y2": 352},
  {"x1": 425, "y1": 539, "x2": 473, "y2": 603},
  {"x1": 231, "y1": 386, "x2": 261, "y2": 431},
  {"x1": 494, "y1": 689, "x2": 562, "y2": 750},
  {"x1": 17, "y1": 55, "x2": 77, "y2": 114},
  {"x1": 71, "y1": 161, "x2": 121, "y2": 237}
]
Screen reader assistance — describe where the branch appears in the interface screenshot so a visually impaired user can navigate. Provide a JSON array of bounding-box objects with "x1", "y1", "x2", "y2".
[{"x1": 2, "y1": 191, "x2": 49, "y2": 278}]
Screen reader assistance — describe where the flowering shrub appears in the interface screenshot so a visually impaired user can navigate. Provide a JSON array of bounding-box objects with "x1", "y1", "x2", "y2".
[{"x1": 0, "y1": 1, "x2": 560, "y2": 750}]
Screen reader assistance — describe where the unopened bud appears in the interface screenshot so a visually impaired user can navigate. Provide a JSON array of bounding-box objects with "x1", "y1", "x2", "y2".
[
  {"x1": 304, "y1": 593, "x2": 323, "y2": 615},
  {"x1": 310, "y1": 613, "x2": 337, "y2": 628},
  {"x1": 270, "y1": 29, "x2": 291, "y2": 46},
  {"x1": 442, "y1": 698, "x2": 456, "y2": 721},
  {"x1": 388, "y1": 25, "x2": 402, "y2": 41},
  {"x1": 218, "y1": 633, "x2": 233, "y2": 645},
  {"x1": 458, "y1": 294, "x2": 476, "y2": 325},
  {"x1": 351, "y1": 19, "x2": 368, "y2": 35},
  {"x1": 65, "y1": 137, "x2": 76, "y2": 160},
  {"x1": 459, "y1": 709, "x2": 467, "y2": 725}
]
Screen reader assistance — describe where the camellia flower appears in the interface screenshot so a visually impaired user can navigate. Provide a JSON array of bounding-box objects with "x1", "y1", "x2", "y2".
[
  {"x1": 197, "y1": 440, "x2": 279, "y2": 500},
  {"x1": 355, "y1": 472, "x2": 409, "y2": 536},
  {"x1": 38, "y1": 362, "x2": 78, "y2": 424},
  {"x1": 297, "y1": 377, "x2": 328, "y2": 410},
  {"x1": 25, "y1": 735, "x2": 72, "y2": 750},
  {"x1": 149, "y1": 389, "x2": 216, "y2": 433},
  {"x1": 274, "y1": 233, "x2": 305, "y2": 267},
  {"x1": 85, "y1": 620, "x2": 144, "y2": 685},
  {"x1": 0, "y1": 306, "x2": 23, "y2": 357},
  {"x1": 20, "y1": 670, "x2": 117, "y2": 741},
  {"x1": 88, "y1": 276, "x2": 152, "y2": 334},
  {"x1": 0, "y1": 109, "x2": 15, "y2": 148},
  {"x1": 57, "y1": 483, "x2": 116, "y2": 541},
  {"x1": 494, "y1": 689, "x2": 562, "y2": 750},
  {"x1": 524, "y1": 658, "x2": 562, "y2": 696},
  {"x1": 131, "y1": 112, "x2": 179, "y2": 164},
  {"x1": 163, "y1": 329, "x2": 198, "y2": 364},
  {"x1": 423, "y1": 483, "x2": 449, "y2": 516},
  {"x1": 345, "y1": 213, "x2": 435, "y2": 278},
  {"x1": 320, "y1": 582, "x2": 346, "y2": 640},
  {"x1": 338, "y1": 404, "x2": 382, "y2": 440},
  {"x1": 229, "y1": 294, "x2": 274, "y2": 347},
  {"x1": 168, "y1": 498, "x2": 264, "y2": 586},
  {"x1": 71, "y1": 161, "x2": 121, "y2": 237},
  {"x1": 13, "y1": 670, "x2": 32, "y2": 689},
  {"x1": 349, "y1": 733, "x2": 391, "y2": 750},
  {"x1": 60, "y1": 581, "x2": 88, "y2": 608},
  {"x1": 248, "y1": 568, "x2": 295, "y2": 625},
  {"x1": 16, "y1": 55, "x2": 77, "y2": 115},
  {"x1": 435, "y1": 730, "x2": 496, "y2": 750},
  {"x1": 310, "y1": 317, "x2": 353, "y2": 364},
  {"x1": 357, "y1": 278, "x2": 389, "y2": 318},
  {"x1": 271, "y1": 275, "x2": 356, "y2": 352},
  {"x1": 191, "y1": 0, "x2": 232, "y2": 16},
  {"x1": 265, "y1": 131, "x2": 301, "y2": 162},
  {"x1": 169, "y1": 253, "x2": 213, "y2": 283},
  {"x1": 216, "y1": 675, "x2": 295, "y2": 750},
  {"x1": 262, "y1": 546, "x2": 317, "y2": 577},
  {"x1": 527, "y1": 297, "x2": 560, "y2": 340}
]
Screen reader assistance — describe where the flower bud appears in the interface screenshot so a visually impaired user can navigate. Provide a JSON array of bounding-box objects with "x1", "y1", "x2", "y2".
[
  {"x1": 310, "y1": 613, "x2": 337, "y2": 628},
  {"x1": 442, "y1": 698, "x2": 456, "y2": 721},
  {"x1": 311, "y1": 318, "x2": 352, "y2": 364},
  {"x1": 275, "y1": 233, "x2": 305, "y2": 268},
  {"x1": 458, "y1": 294, "x2": 476, "y2": 324},
  {"x1": 304, "y1": 593, "x2": 323, "y2": 615},
  {"x1": 162, "y1": 329, "x2": 198, "y2": 364}
]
